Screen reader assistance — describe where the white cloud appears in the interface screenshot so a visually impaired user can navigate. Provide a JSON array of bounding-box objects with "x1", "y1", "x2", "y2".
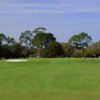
[
  {"x1": 0, "y1": 0, "x2": 100, "y2": 42},
  {"x1": 0, "y1": 2, "x2": 100, "y2": 14}
]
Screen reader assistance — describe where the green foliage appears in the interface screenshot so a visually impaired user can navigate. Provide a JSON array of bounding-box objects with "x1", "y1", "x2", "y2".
[
  {"x1": 32, "y1": 27, "x2": 56, "y2": 57},
  {"x1": 0, "y1": 28, "x2": 99, "y2": 58},
  {"x1": 32, "y1": 27, "x2": 56, "y2": 48},
  {"x1": 61, "y1": 43, "x2": 74, "y2": 57},
  {"x1": 84, "y1": 41, "x2": 100, "y2": 58},
  {"x1": 22, "y1": 47, "x2": 35, "y2": 58},
  {"x1": 41, "y1": 42, "x2": 64, "y2": 58},
  {"x1": 69, "y1": 32, "x2": 92, "y2": 49},
  {"x1": 5, "y1": 36, "x2": 15, "y2": 45},
  {"x1": 33, "y1": 27, "x2": 47, "y2": 33},
  {"x1": 69, "y1": 32, "x2": 92, "y2": 57},
  {"x1": 9, "y1": 43, "x2": 25, "y2": 58},
  {"x1": 19, "y1": 31, "x2": 33, "y2": 48},
  {"x1": 0, "y1": 33, "x2": 6, "y2": 46}
]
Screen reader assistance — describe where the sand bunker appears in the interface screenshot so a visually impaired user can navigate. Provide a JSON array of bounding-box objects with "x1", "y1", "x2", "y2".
[{"x1": 6, "y1": 59, "x2": 27, "y2": 62}]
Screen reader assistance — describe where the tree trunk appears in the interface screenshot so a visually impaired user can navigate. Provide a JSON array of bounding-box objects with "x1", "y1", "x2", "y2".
[{"x1": 36, "y1": 48, "x2": 41, "y2": 58}]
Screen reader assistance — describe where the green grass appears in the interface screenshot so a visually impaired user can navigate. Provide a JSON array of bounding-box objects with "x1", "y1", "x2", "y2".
[{"x1": 0, "y1": 58, "x2": 100, "y2": 100}]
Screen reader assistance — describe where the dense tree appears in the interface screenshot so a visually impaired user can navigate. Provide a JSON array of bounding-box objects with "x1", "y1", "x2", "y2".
[
  {"x1": 0, "y1": 33, "x2": 6, "y2": 59},
  {"x1": 19, "y1": 31, "x2": 33, "y2": 48},
  {"x1": 22, "y1": 47, "x2": 35, "y2": 58},
  {"x1": 0, "y1": 33, "x2": 6, "y2": 46},
  {"x1": 32, "y1": 27, "x2": 56, "y2": 48},
  {"x1": 61, "y1": 43, "x2": 74, "y2": 57},
  {"x1": 33, "y1": 27, "x2": 47, "y2": 33},
  {"x1": 10, "y1": 43, "x2": 25, "y2": 58},
  {"x1": 5, "y1": 36, "x2": 15, "y2": 45},
  {"x1": 69, "y1": 32, "x2": 92, "y2": 57},
  {"x1": 41, "y1": 42, "x2": 64, "y2": 58},
  {"x1": 69, "y1": 32, "x2": 92, "y2": 48},
  {"x1": 32, "y1": 27, "x2": 56, "y2": 57},
  {"x1": 84, "y1": 41, "x2": 100, "y2": 58},
  {"x1": 0, "y1": 28, "x2": 99, "y2": 59}
]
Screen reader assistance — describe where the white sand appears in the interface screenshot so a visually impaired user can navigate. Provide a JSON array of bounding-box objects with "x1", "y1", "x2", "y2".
[{"x1": 6, "y1": 59, "x2": 27, "y2": 62}]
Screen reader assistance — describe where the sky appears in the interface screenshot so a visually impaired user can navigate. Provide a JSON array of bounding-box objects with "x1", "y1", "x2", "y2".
[{"x1": 0, "y1": 0, "x2": 100, "y2": 42}]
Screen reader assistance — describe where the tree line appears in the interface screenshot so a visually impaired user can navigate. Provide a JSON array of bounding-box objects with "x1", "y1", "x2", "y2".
[{"x1": 0, "y1": 27, "x2": 100, "y2": 59}]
